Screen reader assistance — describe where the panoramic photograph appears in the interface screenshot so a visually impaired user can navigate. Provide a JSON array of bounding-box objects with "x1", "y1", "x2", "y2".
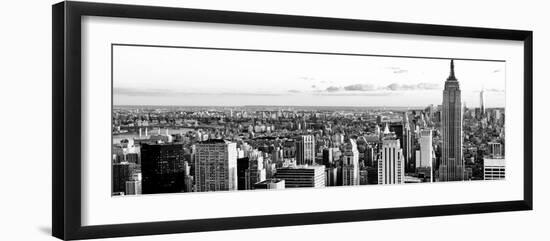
[{"x1": 111, "y1": 45, "x2": 506, "y2": 196}]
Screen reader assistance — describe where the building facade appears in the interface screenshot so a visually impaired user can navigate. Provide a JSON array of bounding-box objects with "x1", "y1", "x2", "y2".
[
  {"x1": 419, "y1": 129, "x2": 433, "y2": 171},
  {"x1": 237, "y1": 157, "x2": 249, "y2": 190},
  {"x1": 377, "y1": 139, "x2": 405, "y2": 185},
  {"x1": 245, "y1": 150, "x2": 266, "y2": 190},
  {"x1": 124, "y1": 172, "x2": 142, "y2": 195},
  {"x1": 125, "y1": 180, "x2": 142, "y2": 195},
  {"x1": 253, "y1": 178, "x2": 285, "y2": 189},
  {"x1": 484, "y1": 158, "x2": 506, "y2": 180},
  {"x1": 112, "y1": 162, "x2": 131, "y2": 194},
  {"x1": 140, "y1": 143, "x2": 186, "y2": 194},
  {"x1": 488, "y1": 142, "x2": 504, "y2": 158},
  {"x1": 342, "y1": 139, "x2": 360, "y2": 185},
  {"x1": 194, "y1": 139, "x2": 238, "y2": 192},
  {"x1": 403, "y1": 113, "x2": 413, "y2": 173},
  {"x1": 274, "y1": 165, "x2": 325, "y2": 188},
  {"x1": 325, "y1": 167, "x2": 338, "y2": 186},
  {"x1": 295, "y1": 135, "x2": 316, "y2": 165},
  {"x1": 480, "y1": 88, "x2": 486, "y2": 116}
]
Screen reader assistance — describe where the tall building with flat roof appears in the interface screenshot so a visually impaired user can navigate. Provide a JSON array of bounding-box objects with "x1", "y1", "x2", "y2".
[
  {"x1": 125, "y1": 180, "x2": 142, "y2": 195},
  {"x1": 342, "y1": 139, "x2": 359, "y2": 185},
  {"x1": 245, "y1": 150, "x2": 266, "y2": 190},
  {"x1": 377, "y1": 139, "x2": 404, "y2": 185},
  {"x1": 125, "y1": 172, "x2": 142, "y2": 195},
  {"x1": 325, "y1": 167, "x2": 338, "y2": 186},
  {"x1": 439, "y1": 60, "x2": 464, "y2": 181},
  {"x1": 480, "y1": 88, "x2": 486, "y2": 115},
  {"x1": 237, "y1": 157, "x2": 249, "y2": 190},
  {"x1": 141, "y1": 143, "x2": 186, "y2": 194},
  {"x1": 484, "y1": 158, "x2": 505, "y2": 180},
  {"x1": 274, "y1": 165, "x2": 325, "y2": 188},
  {"x1": 182, "y1": 161, "x2": 193, "y2": 192},
  {"x1": 488, "y1": 142, "x2": 504, "y2": 158},
  {"x1": 322, "y1": 148, "x2": 333, "y2": 166},
  {"x1": 194, "y1": 139, "x2": 238, "y2": 192},
  {"x1": 360, "y1": 170, "x2": 369, "y2": 185},
  {"x1": 416, "y1": 129, "x2": 434, "y2": 176},
  {"x1": 112, "y1": 162, "x2": 131, "y2": 194},
  {"x1": 295, "y1": 135, "x2": 315, "y2": 165},
  {"x1": 366, "y1": 166, "x2": 378, "y2": 184}
]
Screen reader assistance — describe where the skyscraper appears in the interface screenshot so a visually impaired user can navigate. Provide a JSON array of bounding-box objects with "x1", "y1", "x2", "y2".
[
  {"x1": 419, "y1": 129, "x2": 434, "y2": 182},
  {"x1": 325, "y1": 167, "x2": 338, "y2": 186},
  {"x1": 364, "y1": 145, "x2": 376, "y2": 167},
  {"x1": 141, "y1": 143, "x2": 186, "y2": 194},
  {"x1": 125, "y1": 181, "x2": 142, "y2": 195},
  {"x1": 245, "y1": 150, "x2": 266, "y2": 190},
  {"x1": 488, "y1": 142, "x2": 503, "y2": 158},
  {"x1": 419, "y1": 129, "x2": 433, "y2": 168},
  {"x1": 439, "y1": 60, "x2": 464, "y2": 181},
  {"x1": 112, "y1": 162, "x2": 131, "y2": 194},
  {"x1": 125, "y1": 172, "x2": 142, "y2": 195},
  {"x1": 295, "y1": 135, "x2": 316, "y2": 165},
  {"x1": 402, "y1": 113, "x2": 413, "y2": 173},
  {"x1": 480, "y1": 88, "x2": 486, "y2": 116},
  {"x1": 359, "y1": 170, "x2": 369, "y2": 185},
  {"x1": 194, "y1": 139, "x2": 238, "y2": 192},
  {"x1": 342, "y1": 139, "x2": 360, "y2": 185},
  {"x1": 236, "y1": 157, "x2": 249, "y2": 190},
  {"x1": 377, "y1": 139, "x2": 404, "y2": 185},
  {"x1": 322, "y1": 148, "x2": 333, "y2": 166},
  {"x1": 182, "y1": 161, "x2": 193, "y2": 192}
]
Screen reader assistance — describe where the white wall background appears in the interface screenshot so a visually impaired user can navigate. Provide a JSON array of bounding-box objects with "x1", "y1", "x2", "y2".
[{"x1": 0, "y1": 0, "x2": 547, "y2": 240}]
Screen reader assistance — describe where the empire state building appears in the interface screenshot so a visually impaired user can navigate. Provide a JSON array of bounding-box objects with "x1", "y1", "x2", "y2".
[{"x1": 439, "y1": 60, "x2": 464, "y2": 181}]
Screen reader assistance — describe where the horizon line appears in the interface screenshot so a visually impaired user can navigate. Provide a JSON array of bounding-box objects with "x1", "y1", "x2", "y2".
[{"x1": 113, "y1": 104, "x2": 505, "y2": 109}]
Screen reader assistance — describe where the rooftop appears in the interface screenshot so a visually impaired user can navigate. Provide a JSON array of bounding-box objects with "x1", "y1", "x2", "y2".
[
  {"x1": 197, "y1": 139, "x2": 233, "y2": 144},
  {"x1": 256, "y1": 178, "x2": 284, "y2": 184}
]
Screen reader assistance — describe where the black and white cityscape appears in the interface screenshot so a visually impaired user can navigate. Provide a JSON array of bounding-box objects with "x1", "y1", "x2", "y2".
[{"x1": 111, "y1": 46, "x2": 505, "y2": 196}]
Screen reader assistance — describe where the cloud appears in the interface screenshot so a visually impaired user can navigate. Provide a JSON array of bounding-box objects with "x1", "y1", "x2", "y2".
[
  {"x1": 321, "y1": 82, "x2": 439, "y2": 93},
  {"x1": 416, "y1": 83, "x2": 440, "y2": 90},
  {"x1": 387, "y1": 66, "x2": 408, "y2": 74},
  {"x1": 326, "y1": 86, "x2": 340, "y2": 92},
  {"x1": 299, "y1": 76, "x2": 315, "y2": 81},
  {"x1": 393, "y1": 69, "x2": 408, "y2": 74},
  {"x1": 288, "y1": 89, "x2": 301, "y2": 93},
  {"x1": 343, "y1": 84, "x2": 376, "y2": 91},
  {"x1": 383, "y1": 82, "x2": 440, "y2": 91},
  {"x1": 493, "y1": 69, "x2": 501, "y2": 73},
  {"x1": 386, "y1": 83, "x2": 407, "y2": 91},
  {"x1": 315, "y1": 92, "x2": 395, "y2": 97}
]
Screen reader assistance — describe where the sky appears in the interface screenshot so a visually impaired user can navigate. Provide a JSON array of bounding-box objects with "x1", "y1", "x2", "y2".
[{"x1": 113, "y1": 45, "x2": 505, "y2": 108}]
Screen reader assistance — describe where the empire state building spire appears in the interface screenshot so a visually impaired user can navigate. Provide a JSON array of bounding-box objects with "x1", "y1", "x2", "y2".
[
  {"x1": 439, "y1": 59, "x2": 464, "y2": 182},
  {"x1": 447, "y1": 59, "x2": 457, "y2": 81}
]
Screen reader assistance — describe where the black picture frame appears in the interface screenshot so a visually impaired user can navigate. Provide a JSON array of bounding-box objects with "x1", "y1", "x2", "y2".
[{"x1": 52, "y1": 1, "x2": 533, "y2": 240}]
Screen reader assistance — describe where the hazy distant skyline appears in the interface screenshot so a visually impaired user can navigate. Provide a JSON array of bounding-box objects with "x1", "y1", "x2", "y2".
[{"x1": 113, "y1": 45, "x2": 506, "y2": 107}]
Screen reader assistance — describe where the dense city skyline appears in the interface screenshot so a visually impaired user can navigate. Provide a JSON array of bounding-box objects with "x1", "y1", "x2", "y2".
[{"x1": 112, "y1": 57, "x2": 506, "y2": 196}]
